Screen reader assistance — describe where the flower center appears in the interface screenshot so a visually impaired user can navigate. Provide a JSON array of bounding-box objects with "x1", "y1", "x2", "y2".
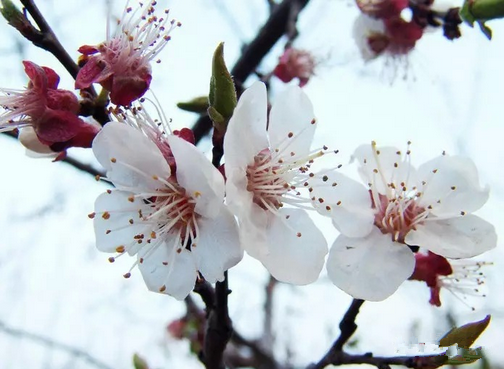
[
  {"x1": 246, "y1": 149, "x2": 290, "y2": 210},
  {"x1": 372, "y1": 192, "x2": 425, "y2": 242},
  {"x1": 143, "y1": 181, "x2": 198, "y2": 250}
]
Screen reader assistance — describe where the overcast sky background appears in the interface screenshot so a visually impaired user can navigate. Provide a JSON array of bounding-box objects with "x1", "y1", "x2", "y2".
[{"x1": 0, "y1": 0, "x2": 503, "y2": 368}]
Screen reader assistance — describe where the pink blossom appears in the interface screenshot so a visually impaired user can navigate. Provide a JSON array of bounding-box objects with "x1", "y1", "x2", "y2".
[
  {"x1": 410, "y1": 251, "x2": 489, "y2": 308},
  {"x1": 76, "y1": 1, "x2": 180, "y2": 106},
  {"x1": 0, "y1": 61, "x2": 100, "y2": 153},
  {"x1": 273, "y1": 48, "x2": 316, "y2": 87}
]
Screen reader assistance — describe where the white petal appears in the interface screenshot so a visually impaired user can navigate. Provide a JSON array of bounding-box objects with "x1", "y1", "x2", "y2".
[
  {"x1": 310, "y1": 171, "x2": 375, "y2": 238},
  {"x1": 327, "y1": 229, "x2": 415, "y2": 301},
  {"x1": 18, "y1": 127, "x2": 57, "y2": 156},
  {"x1": 225, "y1": 165, "x2": 269, "y2": 258},
  {"x1": 94, "y1": 191, "x2": 151, "y2": 255},
  {"x1": 191, "y1": 204, "x2": 243, "y2": 283},
  {"x1": 352, "y1": 14, "x2": 386, "y2": 60},
  {"x1": 260, "y1": 209, "x2": 328, "y2": 285},
  {"x1": 167, "y1": 135, "x2": 224, "y2": 218},
  {"x1": 416, "y1": 155, "x2": 489, "y2": 217},
  {"x1": 92, "y1": 122, "x2": 170, "y2": 190},
  {"x1": 405, "y1": 215, "x2": 497, "y2": 258},
  {"x1": 268, "y1": 85, "x2": 315, "y2": 158},
  {"x1": 138, "y1": 242, "x2": 198, "y2": 300},
  {"x1": 352, "y1": 143, "x2": 418, "y2": 195},
  {"x1": 224, "y1": 81, "x2": 269, "y2": 170}
]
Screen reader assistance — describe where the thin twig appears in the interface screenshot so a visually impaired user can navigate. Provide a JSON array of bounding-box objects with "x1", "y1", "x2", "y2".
[
  {"x1": 0, "y1": 319, "x2": 113, "y2": 369},
  {"x1": 262, "y1": 276, "x2": 277, "y2": 353},
  {"x1": 309, "y1": 299, "x2": 365, "y2": 368},
  {"x1": 2, "y1": 132, "x2": 105, "y2": 178},
  {"x1": 19, "y1": 0, "x2": 82, "y2": 81}
]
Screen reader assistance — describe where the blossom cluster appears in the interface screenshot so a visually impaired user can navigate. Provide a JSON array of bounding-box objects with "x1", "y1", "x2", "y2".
[{"x1": 1, "y1": 0, "x2": 497, "y2": 306}]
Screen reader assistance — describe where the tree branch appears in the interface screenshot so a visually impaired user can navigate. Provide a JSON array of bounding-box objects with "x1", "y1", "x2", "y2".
[
  {"x1": 19, "y1": 0, "x2": 82, "y2": 81},
  {"x1": 309, "y1": 299, "x2": 364, "y2": 368},
  {"x1": 0, "y1": 319, "x2": 113, "y2": 369},
  {"x1": 2, "y1": 131, "x2": 105, "y2": 179}
]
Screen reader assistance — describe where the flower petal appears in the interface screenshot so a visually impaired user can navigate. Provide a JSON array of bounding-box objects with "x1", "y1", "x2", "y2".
[
  {"x1": 92, "y1": 122, "x2": 170, "y2": 190},
  {"x1": 224, "y1": 81, "x2": 269, "y2": 170},
  {"x1": 352, "y1": 143, "x2": 418, "y2": 195},
  {"x1": 18, "y1": 127, "x2": 56, "y2": 155},
  {"x1": 138, "y1": 242, "x2": 198, "y2": 300},
  {"x1": 310, "y1": 170, "x2": 375, "y2": 238},
  {"x1": 327, "y1": 229, "x2": 415, "y2": 301},
  {"x1": 94, "y1": 190, "x2": 151, "y2": 255},
  {"x1": 260, "y1": 208, "x2": 328, "y2": 285},
  {"x1": 167, "y1": 135, "x2": 225, "y2": 218},
  {"x1": 75, "y1": 56, "x2": 112, "y2": 89},
  {"x1": 405, "y1": 215, "x2": 497, "y2": 258},
  {"x1": 268, "y1": 85, "x2": 315, "y2": 158},
  {"x1": 416, "y1": 155, "x2": 489, "y2": 217},
  {"x1": 191, "y1": 204, "x2": 242, "y2": 283}
]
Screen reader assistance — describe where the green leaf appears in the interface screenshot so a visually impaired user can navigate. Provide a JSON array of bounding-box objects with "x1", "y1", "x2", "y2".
[
  {"x1": 208, "y1": 42, "x2": 237, "y2": 132},
  {"x1": 177, "y1": 96, "x2": 209, "y2": 113},
  {"x1": 0, "y1": 0, "x2": 24, "y2": 26},
  {"x1": 439, "y1": 315, "x2": 491, "y2": 349},
  {"x1": 133, "y1": 353, "x2": 149, "y2": 369}
]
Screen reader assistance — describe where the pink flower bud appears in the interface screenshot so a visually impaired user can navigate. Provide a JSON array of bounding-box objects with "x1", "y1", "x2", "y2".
[
  {"x1": 0, "y1": 61, "x2": 100, "y2": 153},
  {"x1": 75, "y1": 1, "x2": 180, "y2": 106},
  {"x1": 273, "y1": 48, "x2": 316, "y2": 87}
]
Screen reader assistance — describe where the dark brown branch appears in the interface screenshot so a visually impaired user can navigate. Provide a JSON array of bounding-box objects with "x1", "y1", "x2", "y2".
[
  {"x1": 19, "y1": 0, "x2": 82, "y2": 81},
  {"x1": 2, "y1": 131, "x2": 105, "y2": 178},
  {"x1": 310, "y1": 351, "x2": 448, "y2": 369},
  {"x1": 202, "y1": 272, "x2": 232, "y2": 369},
  {"x1": 0, "y1": 319, "x2": 113, "y2": 369},
  {"x1": 309, "y1": 299, "x2": 365, "y2": 369},
  {"x1": 192, "y1": 0, "x2": 310, "y2": 145},
  {"x1": 188, "y1": 289, "x2": 281, "y2": 369}
]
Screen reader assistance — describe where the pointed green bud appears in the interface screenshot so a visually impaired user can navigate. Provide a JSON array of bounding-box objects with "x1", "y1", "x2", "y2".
[
  {"x1": 208, "y1": 42, "x2": 237, "y2": 132},
  {"x1": 460, "y1": 0, "x2": 504, "y2": 39},
  {"x1": 177, "y1": 96, "x2": 209, "y2": 113},
  {"x1": 439, "y1": 315, "x2": 490, "y2": 349},
  {"x1": 133, "y1": 353, "x2": 149, "y2": 369},
  {"x1": 0, "y1": 0, "x2": 25, "y2": 28}
]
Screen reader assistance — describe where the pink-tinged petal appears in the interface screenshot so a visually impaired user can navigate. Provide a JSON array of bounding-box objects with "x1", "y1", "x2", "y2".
[
  {"x1": 75, "y1": 56, "x2": 112, "y2": 89},
  {"x1": 173, "y1": 128, "x2": 195, "y2": 145},
  {"x1": 352, "y1": 144, "x2": 418, "y2": 195},
  {"x1": 46, "y1": 89, "x2": 80, "y2": 113},
  {"x1": 327, "y1": 229, "x2": 415, "y2": 301},
  {"x1": 18, "y1": 127, "x2": 55, "y2": 155},
  {"x1": 224, "y1": 81, "x2": 269, "y2": 170},
  {"x1": 138, "y1": 243, "x2": 198, "y2": 300},
  {"x1": 41, "y1": 66, "x2": 60, "y2": 89},
  {"x1": 261, "y1": 208, "x2": 328, "y2": 285},
  {"x1": 94, "y1": 190, "x2": 152, "y2": 255},
  {"x1": 58, "y1": 122, "x2": 100, "y2": 150},
  {"x1": 35, "y1": 110, "x2": 87, "y2": 143},
  {"x1": 109, "y1": 73, "x2": 151, "y2": 106},
  {"x1": 310, "y1": 171, "x2": 375, "y2": 238},
  {"x1": 405, "y1": 215, "x2": 497, "y2": 258},
  {"x1": 167, "y1": 135, "x2": 225, "y2": 218},
  {"x1": 78, "y1": 44, "x2": 100, "y2": 55},
  {"x1": 92, "y1": 122, "x2": 171, "y2": 190},
  {"x1": 191, "y1": 203, "x2": 242, "y2": 283},
  {"x1": 416, "y1": 155, "x2": 489, "y2": 217},
  {"x1": 268, "y1": 85, "x2": 315, "y2": 158},
  {"x1": 22, "y1": 61, "x2": 47, "y2": 91}
]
